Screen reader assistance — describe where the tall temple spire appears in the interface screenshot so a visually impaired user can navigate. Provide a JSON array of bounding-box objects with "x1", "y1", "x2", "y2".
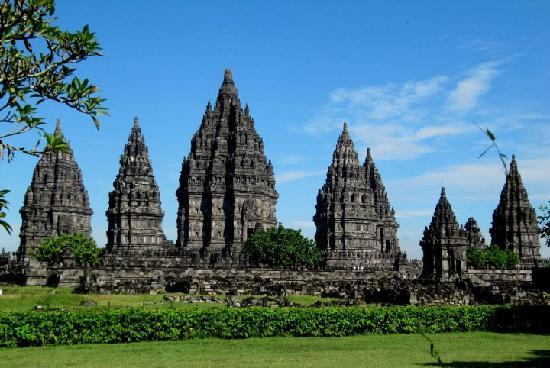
[
  {"x1": 363, "y1": 146, "x2": 399, "y2": 246},
  {"x1": 54, "y1": 119, "x2": 63, "y2": 137},
  {"x1": 464, "y1": 217, "x2": 485, "y2": 248},
  {"x1": 420, "y1": 188, "x2": 468, "y2": 281},
  {"x1": 332, "y1": 122, "x2": 360, "y2": 169},
  {"x1": 224, "y1": 68, "x2": 233, "y2": 82},
  {"x1": 176, "y1": 70, "x2": 278, "y2": 256},
  {"x1": 314, "y1": 124, "x2": 401, "y2": 270},
  {"x1": 217, "y1": 68, "x2": 238, "y2": 101},
  {"x1": 18, "y1": 122, "x2": 92, "y2": 261},
  {"x1": 490, "y1": 155, "x2": 540, "y2": 267},
  {"x1": 106, "y1": 117, "x2": 166, "y2": 251}
]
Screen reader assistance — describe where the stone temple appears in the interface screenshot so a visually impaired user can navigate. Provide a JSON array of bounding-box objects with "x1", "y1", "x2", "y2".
[
  {"x1": 5, "y1": 70, "x2": 546, "y2": 305},
  {"x1": 175, "y1": 69, "x2": 278, "y2": 257},
  {"x1": 420, "y1": 188, "x2": 469, "y2": 281},
  {"x1": 105, "y1": 117, "x2": 168, "y2": 255},
  {"x1": 313, "y1": 123, "x2": 401, "y2": 270},
  {"x1": 490, "y1": 155, "x2": 540, "y2": 267},
  {"x1": 18, "y1": 121, "x2": 93, "y2": 263}
]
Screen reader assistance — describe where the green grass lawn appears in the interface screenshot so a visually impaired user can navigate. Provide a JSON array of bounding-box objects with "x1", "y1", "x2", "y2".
[
  {"x1": 0, "y1": 285, "x2": 341, "y2": 311},
  {"x1": 1, "y1": 332, "x2": 549, "y2": 367}
]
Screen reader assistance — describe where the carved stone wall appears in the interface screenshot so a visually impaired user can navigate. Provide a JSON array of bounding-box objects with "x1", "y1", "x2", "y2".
[
  {"x1": 490, "y1": 155, "x2": 540, "y2": 267},
  {"x1": 18, "y1": 121, "x2": 93, "y2": 262},
  {"x1": 105, "y1": 118, "x2": 167, "y2": 253},
  {"x1": 313, "y1": 123, "x2": 402, "y2": 270},
  {"x1": 176, "y1": 70, "x2": 278, "y2": 257},
  {"x1": 26, "y1": 260, "x2": 546, "y2": 306},
  {"x1": 420, "y1": 188, "x2": 469, "y2": 281}
]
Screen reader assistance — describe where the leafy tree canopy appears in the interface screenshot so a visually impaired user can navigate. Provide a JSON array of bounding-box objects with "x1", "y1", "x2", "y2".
[
  {"x1": 35, "y1": 233, "x2": 102, "y2": 266},
  {"x1": 467, "y1": 245, "x2": 519, "y2": 270},
  {"x1": 539, "y1": 201, "x2": 550, "y2": 247},
  {"x1": 0, "y1": 0, "x2": 107, "y2": 161},
  {"x1": 0, "y1": 189, "x2": 11, "y2": 234},
  {"x1": 242, "y1": 224, "x2": 324, "y2": 269}
]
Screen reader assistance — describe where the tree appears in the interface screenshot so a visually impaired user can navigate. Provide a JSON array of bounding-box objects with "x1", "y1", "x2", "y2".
[
  {"x1": 35, "y1": 233, "x2": 101, "y2": 266},
  {"x1": 0, "y1": 0, "x2": 106, "y2": 234},
  {"x1": 242, "y1": 224, "x2": 324, "y2": 269},
  {"x1": 0, "y1": 189, "x2": 11, "y2": 234},
  {"x1": 0, "y1": 0, "x2": 107, "y2": 161},
  {"x1": 466, "y1": 245, "x2": 519, "y2": 270},
  {"x1": 539, "y1": 201, "x2": 550, "y2": 247}
]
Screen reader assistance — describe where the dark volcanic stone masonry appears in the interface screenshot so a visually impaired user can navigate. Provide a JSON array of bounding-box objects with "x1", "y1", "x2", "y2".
[
  {"x1": 12, "y1": 71, "x2": 546, "y2": 298},
  {"x1": 464, "y1": 217, "x2": 486, "y2": 249},
  {"x1": 105, "y1": 118, "x2": 168, "y2": 253},
  {"x1": 175, "y1": 70, "x2": 278, "y2": 256},
  {"x1": 490, "y1": 155, "x2": 540, "y2": 267},
  {"x1": 313, "y1": 123, "x2": 401, "y2": 270},
  {"x1": 18, "y1": 121, "x2": 93, "y2": 261},
  {"x1": 420, "y1": 188, "x2": 469, "y2": 281}
]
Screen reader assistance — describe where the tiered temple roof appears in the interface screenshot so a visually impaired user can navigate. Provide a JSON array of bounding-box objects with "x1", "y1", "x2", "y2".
[
  {"x1": 420, "y1": 188, "x2": 469, "y2": 281},
  {"x1": 106, "y1": 118, "x2": 167, "y2": 252},
  {"x1": 313, "y1": 123, "x2": 400, "y2": 269},
  {"x1": 18, "y1": 121, "x2": 93, "y2": 261},
  {"x1": 464, "y1": 217, "x2": 485, "y2": 249},
  {"x1": 176, "y1": 69, "x2": 278, "y2": 256},
  {"x1": 490, "y1": 155, "x2": 540, "y2": 267}
]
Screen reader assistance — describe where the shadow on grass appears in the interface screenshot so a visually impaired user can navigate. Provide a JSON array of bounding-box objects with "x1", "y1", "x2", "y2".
[{"x1": 423, "y1": 350, "x2": 550, "y2": 367}]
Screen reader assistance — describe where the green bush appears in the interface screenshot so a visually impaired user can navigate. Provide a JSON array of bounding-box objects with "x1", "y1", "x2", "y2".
[
  {"x1": 467, "y1": 245, "x2": 519, "y2": 270},
  {"x1": 243, "y1": 224, "x2": 324, "y2": 269},
  {"x1": 0, "y1": 305, "x2": 548, "y2": 347},
  {"x1": 35, "y1": 234, "x2": 101, "y2": 266},
  {"x1": 539, "y1": 201, "x2": 550, "y2": 247}
]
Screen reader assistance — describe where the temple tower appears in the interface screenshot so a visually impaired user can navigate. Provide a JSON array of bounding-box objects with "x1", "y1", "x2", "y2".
[
  {"x1": 464, "y1": 217, "x2": 485, "y2": 249},
  {"x1": 313, "y1": 123, "x2": 401, "y2": 269},
  {"x1": 106, "y1": 118, "x2": 167, "y2": 252},
  {"x1": 176, "y1": 69, "x2": 278, "y2": 256},
  {"x1": 18, "y1": 121, "x2": 93, "y2": 261},
  {"x1": 364, "y1": 148, "x2": 400, "y2": 254},
  {"x1": 490, "y1": 155, "x2": 540, "y2": 267},
  {"x1": 420, "y1": 188, "x2": 469, "y2": 281}
]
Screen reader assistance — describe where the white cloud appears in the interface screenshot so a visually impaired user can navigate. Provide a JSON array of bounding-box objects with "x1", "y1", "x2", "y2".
[
  {"x1": 351, "y1": 122, "x2": 471, "y2": 161},
  {"x1": 287, "y1": 220, "x2": 315, "y2": 230},
  {"x1": 276, "y1": 170, "x2": 325, "y2": 184},
  {"x1": 300, "y1": 61, "x2": 517, "y2": 161},
  {"x1": 329, "y1": 76, "x2": 449, "y2": 121},
  {"x1": 389, "y1": 157, "x2": 550, "y2": 204},
  {"x1": 276, "y1": 154, "x2": 308, "y2": 165},
  {"x1": 446, "y1": 61, "x2": 500, "y2": 111},
  {"x1": 459, "y1": 38, "x2": 507, "y2": 53},
  {"x1": 396, "y1": 210, "x2": 433, "y2": 218}
]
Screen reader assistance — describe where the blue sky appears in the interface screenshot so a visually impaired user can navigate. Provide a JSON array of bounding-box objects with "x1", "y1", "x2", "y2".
[{"x1": 1, "y1": 1, "x2": 550, "y2": 259}]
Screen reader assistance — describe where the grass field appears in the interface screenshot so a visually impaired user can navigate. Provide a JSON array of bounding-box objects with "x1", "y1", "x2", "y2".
[
  {"x1": 1, "y1": 332, "x2": 549, "y2": 367},
  {"x1": 0, "y1": 286, "x2": 340, "y2": 311}
]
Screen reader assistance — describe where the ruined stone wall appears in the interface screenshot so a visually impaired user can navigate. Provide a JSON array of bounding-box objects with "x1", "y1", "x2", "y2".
[{"x1": 24, "y1": 258, "x2": 547, "y2": 306}]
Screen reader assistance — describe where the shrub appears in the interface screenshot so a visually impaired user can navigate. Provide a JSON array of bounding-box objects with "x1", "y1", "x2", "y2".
[
  {"x1": 467, "y1": 245, "x2": 519, "y2": 270},
  {"x1": 35, "y1": 234, "x2": 101, "y2": 266},
  {"x1": 0, "y1": 305, "x2": 548, "y2": 347},
  {"x1": 242, "y1": 224, "x2": 324, "y2": 269},
  {"x1": 539, "y1": 201, "x2": 550, "y2": 247}
]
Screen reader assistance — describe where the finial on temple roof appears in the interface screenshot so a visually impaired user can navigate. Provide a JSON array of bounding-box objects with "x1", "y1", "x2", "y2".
[
  {"x1": 224, "y1": 69, "x2": 233, "y2": 82},
  {"x1": 54, "y1": 119, "x2": 63, "y2": 137}
]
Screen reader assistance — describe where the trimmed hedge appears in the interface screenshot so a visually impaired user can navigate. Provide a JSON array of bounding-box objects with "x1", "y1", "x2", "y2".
[{"x1": 1, "y1": 305, "x2": 549, "y2": 347}]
